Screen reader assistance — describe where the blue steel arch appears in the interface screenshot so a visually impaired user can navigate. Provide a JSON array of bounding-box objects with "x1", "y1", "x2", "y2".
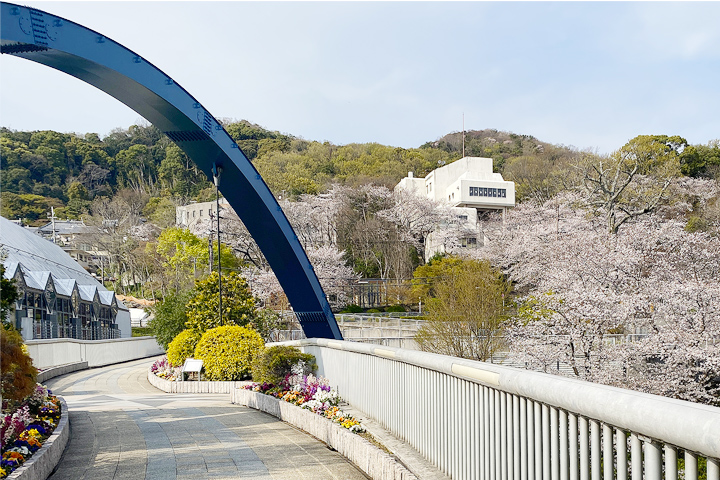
[{"x1": 1, "y1": 2, "x2": 342, "y2": 340}]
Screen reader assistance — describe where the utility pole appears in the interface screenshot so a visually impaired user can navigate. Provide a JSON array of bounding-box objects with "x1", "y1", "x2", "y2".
[
  {"x1": 213, "y1": 164, "x2": 223, "y2": 324},
  {"x1": 48, "y1": 206, "x2": 58, "y2": 243}
]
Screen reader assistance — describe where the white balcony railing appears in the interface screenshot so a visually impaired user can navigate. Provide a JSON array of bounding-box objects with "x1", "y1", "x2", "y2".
[{"x1": 285, "y1": 339, "x2": 720, "y2": 480}]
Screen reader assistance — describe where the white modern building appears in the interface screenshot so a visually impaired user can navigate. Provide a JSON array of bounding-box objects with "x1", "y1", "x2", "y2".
[
  {"x1": 395, "y1": 156, "x2": 515, "y2": 257},
  {"x1": 396, "y1": 156, "x2": 515, "y2": 210}
]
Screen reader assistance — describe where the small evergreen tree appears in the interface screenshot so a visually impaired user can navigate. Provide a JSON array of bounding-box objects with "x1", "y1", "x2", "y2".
[
  {"x1": 149, "y1": 290, "x2": 189, "y2": 350},
  {"x1": 185, "y1": 271, "x2": 256, "y2": 333}
]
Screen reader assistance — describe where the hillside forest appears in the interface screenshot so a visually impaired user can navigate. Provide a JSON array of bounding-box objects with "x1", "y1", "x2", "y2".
[{"x1": 2, "y1": 121, "x2": 720, "y2": 404}]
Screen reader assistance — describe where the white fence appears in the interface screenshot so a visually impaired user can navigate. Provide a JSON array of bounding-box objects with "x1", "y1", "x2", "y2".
[
  {"x1": 26, "y1": 336, "x2": 164, "y2": 370},
  {"x1": 286, "y1": 339, "x2": 720, "y2": 480}
]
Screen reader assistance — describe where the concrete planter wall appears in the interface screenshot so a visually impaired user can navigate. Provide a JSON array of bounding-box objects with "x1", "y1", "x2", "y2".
[
  {"x1": 231, "y1": 388, "x2": 417, "y2": 480},
  {"x1": 7, "y1": 397, "x2": 69, "y2": 480},
  {"x1": 147, "y1": 369, "x2": 250, "y2": 393},
  {"x1": 36, "y1": 362, "x2": 88, "y2": 383}
]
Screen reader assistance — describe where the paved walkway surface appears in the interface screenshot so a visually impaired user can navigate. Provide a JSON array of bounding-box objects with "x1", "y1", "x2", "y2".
[{"x1": 45, "y1": 357, "x2": 368, "y2": 480}]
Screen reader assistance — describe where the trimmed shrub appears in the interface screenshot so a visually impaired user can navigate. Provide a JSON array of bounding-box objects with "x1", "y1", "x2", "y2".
[
  {"x1": 194, "y1": 325, "x2": 264, "y2": 380},
  {"x1": 340, "y1": 304, "x2": 363, "y2": 313},
  {"x1": 166, "y1": 329, "x2": 202, "y2": 367},
  {"x1": 251, "y1": 346, "x2": 316, "y2": 386},
  {"x1": 131, "y1": 326, "x2": 153, "y2": 337},
  {"x1": 366, "y1": 308, "x2": 381, "y2": 313},
  {"x1": 385, "y1": 305, "x2": 406, "y2": 313}
]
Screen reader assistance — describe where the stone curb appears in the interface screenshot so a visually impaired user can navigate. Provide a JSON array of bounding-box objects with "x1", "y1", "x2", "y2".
[
  {"x1": 7, "y1": 396, "x2": 69, "y2": 480},
  {"x1": 231, "y1": 388, "x2": 418, "y2": 480},
  {"x1": 147, "y1": 369, "x2": 251, "y2": 393},
  {"x1": 36, "y1": 362, "x2": 88, "y2": 383}
]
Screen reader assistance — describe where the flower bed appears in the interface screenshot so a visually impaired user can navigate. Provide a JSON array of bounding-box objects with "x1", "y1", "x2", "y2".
[
  {"x1": 1, "y1": 385, "x2": 61, "y2": 479},
  {"x1": 147, "y1": 359, "x2": 250, "y2": 394},
  {"x1": 150, "y1": 356, "x2": 182, "y2": 381},
  {"x1": 232, "y1": 385, "x2": 417, "y2": 480},
  {"x1": 243, "y1": 374, "x2": 365, "y2": 433}
]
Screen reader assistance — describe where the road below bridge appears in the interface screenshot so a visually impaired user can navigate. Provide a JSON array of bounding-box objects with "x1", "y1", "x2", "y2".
[{"x1": 45, "y1": 357, "x2": 368, "y2": 480}]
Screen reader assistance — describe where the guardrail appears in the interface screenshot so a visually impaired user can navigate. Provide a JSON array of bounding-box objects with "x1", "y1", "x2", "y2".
[
  {"x1": 26, "y1": 336, "x2": 164, "y2": 369},
  {"x1": 285, "y1": 339, "x2": 720, "y2": 480}
]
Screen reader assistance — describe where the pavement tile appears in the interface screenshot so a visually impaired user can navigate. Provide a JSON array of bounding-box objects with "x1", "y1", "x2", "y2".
[{"x1": 46, "y1": 358, "x2": 368, "y2": 480}]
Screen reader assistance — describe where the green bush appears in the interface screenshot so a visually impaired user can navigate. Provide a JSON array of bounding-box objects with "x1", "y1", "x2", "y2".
[
  {"x1": 366, "y1": 308, "x2": 381, "y2": 313},
  {"x1": 194, "y1": 325, "x2": 264, "y2": 380},
  {"x1": 131, "y1": 327, "x2": 153, "y2": 337},
  {"x1": 166, "y1": 329, "x2": 202, "y2": 367},
  {"x1": 340, "y1": 304, "x2": 363, "y2": 313},
  {"x1": 1, "y1": 326, "x2": 37, "y2": 406},
  {"x1": 251, "y1": 346, "x2": 316, "y2": 385},
  {"x1": 385, "y1": 305, "x2": 406, "y2": 312}
]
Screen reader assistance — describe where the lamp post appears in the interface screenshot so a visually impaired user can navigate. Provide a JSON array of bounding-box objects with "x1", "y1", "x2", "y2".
[{"x1": 213, "y1": 164, "x2": 223, "y2": 323}]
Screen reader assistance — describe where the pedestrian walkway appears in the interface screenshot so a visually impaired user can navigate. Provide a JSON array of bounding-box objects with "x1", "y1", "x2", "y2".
[{"x1": 45, "y1": 357, "x2": 368, "y2": 480}]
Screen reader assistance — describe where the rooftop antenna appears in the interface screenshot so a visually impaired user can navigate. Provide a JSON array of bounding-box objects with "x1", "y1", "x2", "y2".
[{"x1": 462, "y1": 113, "x2": 466, "y2": 158}]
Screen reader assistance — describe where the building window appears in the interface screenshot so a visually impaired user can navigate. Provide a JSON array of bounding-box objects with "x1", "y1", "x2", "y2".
[
  {"x1": 468, "y1": 186, "x2": 507, "y2": 199},
  {"x1": 460, "y1": 237, "x2": 478, "y2": 248}
]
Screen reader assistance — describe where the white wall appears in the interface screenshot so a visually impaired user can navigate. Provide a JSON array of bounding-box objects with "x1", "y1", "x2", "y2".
[
  {"x1": 26, "y1": 337, "x2": 164, "y2": 369},
  {"x1": 117, "y1": 308, "x2": 131, "y2": 338}
]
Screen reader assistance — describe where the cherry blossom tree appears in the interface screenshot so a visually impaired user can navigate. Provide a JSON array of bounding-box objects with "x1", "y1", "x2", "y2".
[
  {"x1": 475, "y1": 192, "x2": 720, "y2": 404},
  {"x1": 243, "y1": 245, "x2": 358, "y2": 312}
]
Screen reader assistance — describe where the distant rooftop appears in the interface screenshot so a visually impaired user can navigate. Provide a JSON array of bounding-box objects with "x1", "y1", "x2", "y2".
[{"x1": 1, "y1": 216, "x2": 106, "y2": 288}]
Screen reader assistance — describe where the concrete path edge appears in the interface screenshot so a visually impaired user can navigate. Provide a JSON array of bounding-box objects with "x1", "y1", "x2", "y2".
[
  {"x1": 7, "y1": 396, "x2": 69, "y2": 480},
  {"x1": 231, "y1": 388, "x2": 418, "y2": 480},
  {"x1": 37, "y1": 363, "x2": 89, "y2": 384},
  {"x1": 147, "y1": 368, "x2": 251, "y2": 393}
]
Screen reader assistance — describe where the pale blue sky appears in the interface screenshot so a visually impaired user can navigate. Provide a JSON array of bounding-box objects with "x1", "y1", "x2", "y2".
[{"x1": 1, "y1": 1, "x2": 719, "y2": 154}]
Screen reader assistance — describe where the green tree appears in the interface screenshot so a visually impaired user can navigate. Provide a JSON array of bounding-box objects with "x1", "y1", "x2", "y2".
[
  {"x1": 686, "y1": 139, "x2": 720, "y2": 179},
  {"x1": 0, "y1": 192, "x2": 63, "y2": 223},
  {"x1": 503, "y1": 145, "x2": 581, "y2": 202},
  {"x1": 154, "y1": 227, "x2": 211, "y2": 292},
  {"x1": 414, "y1": 257, "x2": 510, "y2": 361},
  {"x1": 580, "y1": 135, "x2": 683, "y2": 233},
  {"x1": 185, "y1": 271, "x2": 256, "y2": 332},
  {"x1": 408, "y1": 255, "x2": 465, "y2": 303},
  {"x1": 1, "y1": 264, "x2": 19, "y2": 328},
  {"x1": 158, "y1": 144, "x2": 208, "y2": 200},
  {"x1": 142, "y1": 196, "x2": 177, "y2": 228},
  {"x1": 149, "y1": 290, "x2": 190, "y2": 350},
  {"x1": 152, "y1": 227, "x2": 238, "y2": 294},
  {"x1": 60, "y1": 181, "x2": 91, "y2": 218},
  {"x1": 113, "y1": 144, "x2": 157, "y2": 193}
]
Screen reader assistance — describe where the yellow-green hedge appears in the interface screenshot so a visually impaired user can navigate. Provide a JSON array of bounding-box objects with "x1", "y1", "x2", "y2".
[
  {"x1": 167, "y1": 329, "x2": 202, "y2": 367},
  {"x1": 194, "y1": 325, "x2": 264, "y2": 380}
]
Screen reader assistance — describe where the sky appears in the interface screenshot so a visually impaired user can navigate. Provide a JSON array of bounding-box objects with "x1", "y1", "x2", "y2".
[{"x1": 1, "y1": 1, "x2": 719, "y2": 155}]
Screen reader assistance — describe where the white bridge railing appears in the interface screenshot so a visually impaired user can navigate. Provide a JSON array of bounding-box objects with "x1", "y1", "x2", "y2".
[{"x1": 286, "y1": 339, "x2": 720, "y2": 480}]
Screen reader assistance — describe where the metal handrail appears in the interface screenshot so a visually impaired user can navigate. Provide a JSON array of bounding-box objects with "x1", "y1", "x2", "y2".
[{"x1": 286, "y1": 338, "x2": 720, "y2": 480}]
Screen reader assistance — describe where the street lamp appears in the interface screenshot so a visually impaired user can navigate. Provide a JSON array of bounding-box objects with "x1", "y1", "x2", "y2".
[{"x1": 212, "y1": 163, "x2": 223, "y2": 323}]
